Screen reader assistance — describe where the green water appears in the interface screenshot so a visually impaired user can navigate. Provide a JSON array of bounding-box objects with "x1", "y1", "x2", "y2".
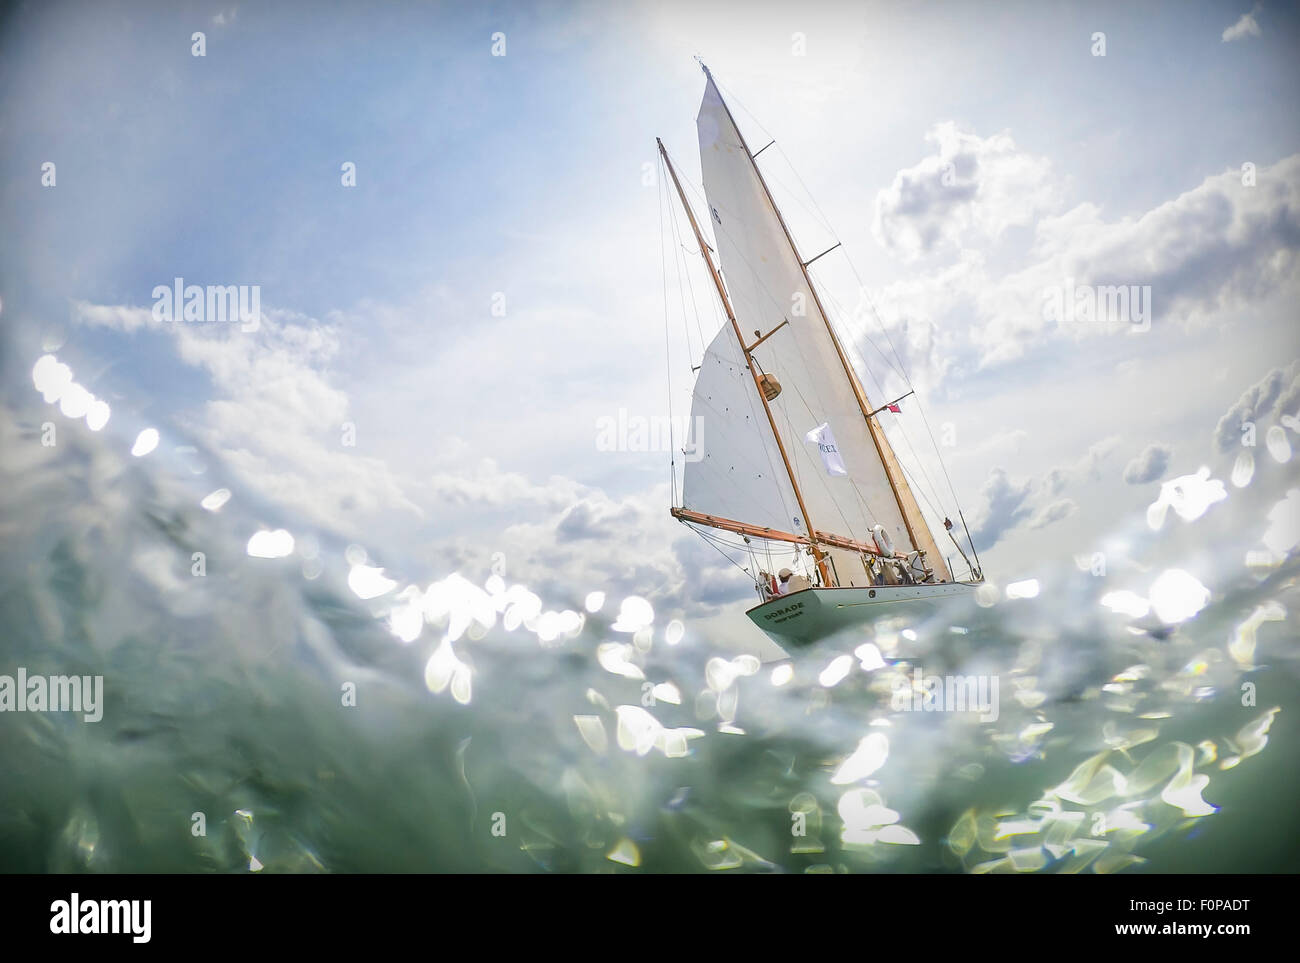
[{"x1": 0, "y1": 398, "x2": 1297, "y2": 873}]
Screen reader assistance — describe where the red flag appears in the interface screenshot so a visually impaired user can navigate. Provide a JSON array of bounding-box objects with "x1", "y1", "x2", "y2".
[{"x1": 887, "y1": 403, "x2": 902, "y2": 413}]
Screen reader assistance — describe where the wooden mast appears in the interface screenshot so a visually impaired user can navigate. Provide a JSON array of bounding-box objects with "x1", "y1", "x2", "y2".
[
  {"x1": 657, "y1": 137, "x2": 834, "y2": 587},
  {"x1": 700, "y1": 64, "x2": 951, "y2": 582}
]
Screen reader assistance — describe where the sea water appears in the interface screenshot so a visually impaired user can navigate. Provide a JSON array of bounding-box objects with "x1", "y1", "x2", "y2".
[{"x1": 1, "y1": 382, "x2": 1297, "y2": 874}]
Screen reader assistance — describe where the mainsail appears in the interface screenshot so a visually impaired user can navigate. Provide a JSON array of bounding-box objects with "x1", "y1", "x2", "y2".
[{"x1": 675, "y1": 69, "x2": 951, "y2": 587}]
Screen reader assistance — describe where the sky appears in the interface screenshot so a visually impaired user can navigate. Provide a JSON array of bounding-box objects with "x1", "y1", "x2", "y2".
[{"x1": 2, "y1": 0, "x2": 1298, "y2": 647}]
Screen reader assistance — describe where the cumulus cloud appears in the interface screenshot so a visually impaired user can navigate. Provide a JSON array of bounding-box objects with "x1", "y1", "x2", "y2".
[
  {"x1": 967, "y1": 436, "x2": 1121, "y2": 549},
  {"x1": 873, "y1": 123, "x2": 1060, "y2": 262},
  {"x1": 494, "y1": 485, "x2": 736, "y2": 618},
  {"x1": 1045, "y1": 436, "x2": 1121, "y2": 494},
  {"x1": 847, "y1": 252, "x2": 985, "y2": 393},
  {"x1": 182, "y1": 316, "x2": 437, "y2": 527},
  {"x1": 425, "y1": 458, "x2": 584, "y2": 512},
  {"x1": 1222, "y1": 6, "x2": 1261, "y2": 42},
  {"x1": 1213, "y1": 362, "x2": 1300, "y2": 452},
  {"x1": 673, "y1": 535, "x2": 753, "y2": 609},
  {"x1": 1123, "y1": 443, "x2": 1173, "y2": 484},
  {"x1": 62, "y1": 298, "x2": 732, "y2": 621},
  {"x1": 69, "y1": 301, "x2": 431, "y2": 532},
  {"x1": 973, "y1": 154, "x2": 1300, "y2": 365},
  {"x1": 67, "y1": 299, "x2": 584, "y2": 539},
  {"x1": 968, "y1": 467, "x2": 1034, "y2": 551},
  {"x1": 556, "y1": 499, "x2": 619, "y2": 542},
  {"x1": 1028, "y1": 497, "x2": 1077, "y2": 529}
]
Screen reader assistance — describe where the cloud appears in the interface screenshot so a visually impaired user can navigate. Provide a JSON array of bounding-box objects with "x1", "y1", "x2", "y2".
[
  {"x1": 973, "y1": 154, "x2": 1300, "y2": 365},
  {"x1": 1123, "y1": 443, "x2": 1173, "y2": 484},
  {"x1": 494, "y1": 485, "x2": 737, "y2": 618},
  {"x1": 873, "y1": 123, "x2": 1060, "y2": 262},
  {"x1": 1045, "y1": 436, "x2": 1121, "y2": 494},
  {"x1": 950, "y1": 426, "x2": 1029, "y2": 463},
  {"x1": 556, "y1": 499, "x2": 618, "y2": 542},
  {"x1": 1212, "y1": 362, "x2": 1300, "y2": 452},
  {"x1": 1028, "y1": 497, "x2": 1077, "y2": 529},
  {"x1": 1222, "y1": 6, "x2": 1261, "y2": 42},
  {"x1": 968, "y1": 436, "x2": 1119, "y2": 548},
  {"x1": 848, "y1": 252, "x2": 985, "y2": 393},
  {"x1": 70, "y1": 301, "x2": 428, "y2": 532},
  {"x1": 62, "y1": 298, "x2": 737, "y2": 620},
  {"x1": 424, "y1": 458, "x2": 585, "y2": 512},
  {"x1": 968, "y1": 467, "x2": 1034, "y2": 551},
  {"x1": 70, "y1": 300, "x2": 151, "y2": 333},
  {"x1": 672, "y1": 536, "x2": 753, "y2": 608},
  {"x1": 65, "y1": 299, "x2": 592, "y2": 538}
]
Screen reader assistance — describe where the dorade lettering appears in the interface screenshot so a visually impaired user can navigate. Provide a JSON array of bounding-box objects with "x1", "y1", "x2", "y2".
[{"x1": 763, "y1": 601, "x2": 805, "y2": 621}]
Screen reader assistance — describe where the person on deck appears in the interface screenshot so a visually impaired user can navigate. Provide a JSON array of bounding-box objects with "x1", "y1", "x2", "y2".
[{"x1": 775, "y1": 567, "x2": 793, "y2": 595}]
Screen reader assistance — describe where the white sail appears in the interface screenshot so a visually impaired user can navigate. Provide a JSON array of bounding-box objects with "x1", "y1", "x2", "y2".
[
  {"x1": 680, "y1": 322, "x2": 805, "y2": 536},
  {"x1": 693, "y1": 73, "x2": 950, "y2": 586}
]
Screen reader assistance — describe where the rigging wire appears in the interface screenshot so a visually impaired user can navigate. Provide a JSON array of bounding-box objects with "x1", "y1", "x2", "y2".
[
  {"x1": 691, "y1": 523, "x2": 806, "y2": 583},
  {"x1": 666, "y1": 179, "x2": 700, "y2": 365},
  {"x1": 676, "y1": 230, "x2": 711, "y2": 360},
  {"x1": 662, "y1": 158, "x2": 713, "y2": 364},
  {"x1": 841, "y1": 259, "x2": 977, "y2": 553},
  {"x1": 696, "y1": 529, "x2": 756, "y2": 579},
  {"x1": 818, "y1": 286, "x2": 949, "y2": 521}
]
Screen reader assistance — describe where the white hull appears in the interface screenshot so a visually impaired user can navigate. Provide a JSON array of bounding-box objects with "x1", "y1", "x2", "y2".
[{"x1": 746, "y1": 581, "x2": 980, "y2": 647}]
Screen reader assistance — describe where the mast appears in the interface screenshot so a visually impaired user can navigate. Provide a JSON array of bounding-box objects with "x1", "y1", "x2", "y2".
[
  {"x1": 657, "y1": 137, "x2": 834, "y2": 586},
  {"x1": 699, "y1": 64, "x2": 950, "y2": 581}
]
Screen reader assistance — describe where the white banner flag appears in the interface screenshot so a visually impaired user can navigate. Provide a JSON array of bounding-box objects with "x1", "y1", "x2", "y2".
[{"x1": 805, "y1": 422, "x2": 848, "y2": 476}]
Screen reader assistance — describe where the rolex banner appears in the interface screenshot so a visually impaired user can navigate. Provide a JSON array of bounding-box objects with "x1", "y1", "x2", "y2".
[{"x1": 805, "y1": 422, "x2": 848, "y2": 477}]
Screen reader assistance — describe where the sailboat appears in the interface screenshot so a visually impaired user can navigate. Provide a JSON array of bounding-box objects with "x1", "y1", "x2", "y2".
[{"x1": 659, "y1": 63, "x2": 984, "y2": 648}]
